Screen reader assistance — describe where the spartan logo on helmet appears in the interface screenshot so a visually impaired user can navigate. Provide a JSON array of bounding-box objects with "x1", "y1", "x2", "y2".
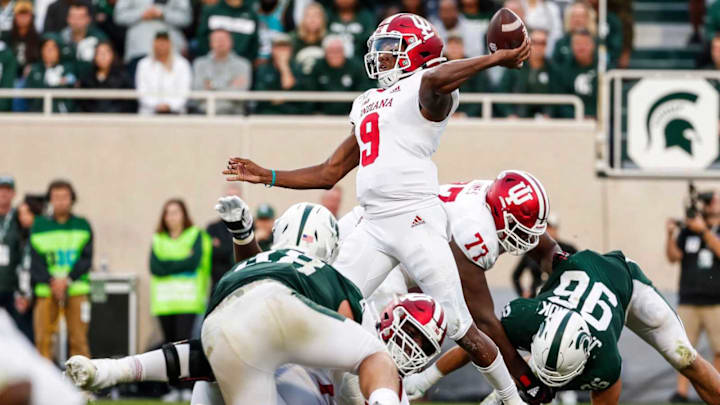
[
  {"x1": 645, "y1": 92, "x2": 701, "y2": 155},
  {"x1": 627, "y1": 78, "x2": 719, "y2": 170}
]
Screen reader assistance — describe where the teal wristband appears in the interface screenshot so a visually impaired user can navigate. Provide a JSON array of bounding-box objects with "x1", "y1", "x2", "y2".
[{"x1": 265, "y1": 169, "x2": 276, "y2": 188}]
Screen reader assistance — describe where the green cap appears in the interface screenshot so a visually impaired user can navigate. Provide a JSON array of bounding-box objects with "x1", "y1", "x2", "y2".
[
  {"x1": 256, "y1": 203, "x2": 275, "y2": 219},
  {"x1": 0, "y1": 175, "x2": 14, "y2": 189}
]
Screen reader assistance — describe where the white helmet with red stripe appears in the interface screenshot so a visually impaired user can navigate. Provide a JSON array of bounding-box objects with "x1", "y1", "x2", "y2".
[
  {"x1": 485, "y1": 170, "x2": 549, "y2": 256},
  {"x1": 364, "y1": 13, "x2": 445, "y2": 88},
  {"x1": 376, "y1": 293, "x2": 447, "y2": 376}
]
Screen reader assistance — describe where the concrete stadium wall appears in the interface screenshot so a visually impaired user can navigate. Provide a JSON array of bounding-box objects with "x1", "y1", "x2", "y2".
[{"x1": 3, "y1": 115, "x2": 719, "y2": 350}]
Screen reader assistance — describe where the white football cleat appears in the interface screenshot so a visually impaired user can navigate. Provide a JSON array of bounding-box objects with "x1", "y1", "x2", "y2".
[
  {"x1": 65, "y1": 356, "x2": 134, "y2": 391},
  {"x1": 479, "y1": 390, "x2": 503, "y2": 405}
]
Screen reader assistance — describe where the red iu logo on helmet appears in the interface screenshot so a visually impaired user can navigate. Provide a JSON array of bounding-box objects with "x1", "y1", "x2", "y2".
[{"x1": 504, "y1": 182, "x2": 534, "y2": 206}]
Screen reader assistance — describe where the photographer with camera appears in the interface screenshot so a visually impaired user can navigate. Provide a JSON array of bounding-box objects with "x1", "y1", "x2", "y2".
[{"x1": 666, "y1": 187, "x2": 720, "y2": 402}]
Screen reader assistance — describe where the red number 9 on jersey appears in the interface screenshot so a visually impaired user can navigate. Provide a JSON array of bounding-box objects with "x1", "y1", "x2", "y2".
[{"x1": 359, "y1": 112, "x2": 380, "y2": 166}]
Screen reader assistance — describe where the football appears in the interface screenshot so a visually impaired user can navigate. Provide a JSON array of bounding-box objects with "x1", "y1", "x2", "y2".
[{"x1": 486, "y1": 8, "x2": 528, "y2": 53}]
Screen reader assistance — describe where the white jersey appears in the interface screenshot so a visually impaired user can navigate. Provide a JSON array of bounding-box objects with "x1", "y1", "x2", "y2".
[
  {"x1": 0, "y1": 310, "x2": 85, "y2": 405},
  {"x1": 439, "y1": 180, "x2": 502, "y2": 270},
  {"x1": 349, "y1": 69, "x2": 460, "y2": 219}
]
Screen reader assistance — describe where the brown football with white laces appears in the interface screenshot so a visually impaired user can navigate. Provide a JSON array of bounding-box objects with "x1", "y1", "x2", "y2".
[{"x1": 486, "y1": 8, "x2": 528, "y2": 53}]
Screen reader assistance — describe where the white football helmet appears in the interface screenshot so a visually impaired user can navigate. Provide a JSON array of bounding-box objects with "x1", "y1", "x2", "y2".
[
  {"x1": 529, "y1": 308, "x2": 601, "y2": 387},
  {"x1": 271, "y1": 202, "x2": 340, "y2": 263}
]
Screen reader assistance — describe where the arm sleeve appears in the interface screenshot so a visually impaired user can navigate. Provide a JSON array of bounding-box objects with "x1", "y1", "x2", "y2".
[
  {"x1": 150, "y1": 233, "x2": 203, "y2": 277},
  {"x1": 114, "y1": 0, "x2": 144, "y2": 27},
  {"x1": 29, "y1": 242, "x2": 51, "y2": 284},
  {"x1": 163, "y1": 0, "x2": 192, "y2": 29},
  {"x1": 68, "y1": 227, "x2": 93, "y2": 281}
]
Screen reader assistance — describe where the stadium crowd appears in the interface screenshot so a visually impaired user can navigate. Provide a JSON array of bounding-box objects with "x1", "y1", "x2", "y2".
[{"x1": 0, "y1": 0, "x2": 641, "y2": 117}]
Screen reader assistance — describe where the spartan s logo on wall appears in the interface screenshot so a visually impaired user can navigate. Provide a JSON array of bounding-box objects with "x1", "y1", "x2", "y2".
[{"x1": 627, "y1": 78, "x2": 719, "y2": 170}]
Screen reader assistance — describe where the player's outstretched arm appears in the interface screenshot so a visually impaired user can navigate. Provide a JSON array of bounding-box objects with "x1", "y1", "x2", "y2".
[
  {"x1": 590, "y1": 379, "x2": 622, "y2": 405},
  {"x1": 224, "y1": 128, "x2": 359, "y2": 190},
  {"x1": 452, "y1": 241, "x2": 553, "y2": 404},
  {"x1": 214, "y1": 196, "x2": 261, "y2": 262},
  {"x1": 526, "y1": 232, "x2": 563, "y2": 275}
]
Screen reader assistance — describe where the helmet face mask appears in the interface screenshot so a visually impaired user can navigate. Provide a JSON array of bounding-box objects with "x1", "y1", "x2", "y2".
[
  {"x1": 376, "y1": 293, "x2": 447, "y2": 376},
  {"x1": 497, "y1": 213, "x2": 545, "y2": 256},
  {"x1": 485, "y1": 170, "x2": 549, "y2": 256},
  {"x1": 364, "y1": 13, "x2": 446, "y2": 88}
]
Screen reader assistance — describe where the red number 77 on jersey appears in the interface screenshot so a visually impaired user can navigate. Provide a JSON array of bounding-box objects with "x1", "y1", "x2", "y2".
[{"x1": 464, "y1": 232, "x2": 489, "y2": 261}]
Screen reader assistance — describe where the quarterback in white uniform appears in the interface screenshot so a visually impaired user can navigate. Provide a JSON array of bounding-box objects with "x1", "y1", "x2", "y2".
[{"x1": 225, "y1": 13, "x2": 532, "y2": 405}]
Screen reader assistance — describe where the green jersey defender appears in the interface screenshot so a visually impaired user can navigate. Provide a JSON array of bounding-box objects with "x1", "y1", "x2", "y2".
[
  {"x1": 501, "y1": 250, "x2": 650, "y2": 391},
  {"x1": 208, "y1": 248, "x2": 365, "y2": 323},
  {"x1": 408, "y1": 249, "x2": 720, "y2": 405},
  {"x1": 498, "y1": 250, "x2": 720, "y2": 404}
]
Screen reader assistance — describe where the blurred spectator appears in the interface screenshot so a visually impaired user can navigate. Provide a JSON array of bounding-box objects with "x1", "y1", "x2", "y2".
[
  {"x1": 307, "y1": 35, "x2": 367, "y2": 115},
  {"x1": 256, "y1": 0, "x2": 294, "y2": 60},
  {"x1": 149, "y1": 198, "x2": 211, "y2": 401},
  {"x1": 552, "y1": 1, "x2": 596, "y2": 67},
  {"x1": 77, "y1": 41, "x2": 133, "y2": 113},
  {"x1": 554, "y1": 29, "x2": 597, "y2": 118},
  {"x1": 446, "y1": 35, "x2": 488, "y2": 117},
  {"x1": 192, "y1": 29, "x2": 252, "y2": 115},
  {"x1": 253, "y1": 32, "x2": 307, "y2": 114},
  {"x1": 0, "y1": 176, "x2": 25, "y2": 336},
  {"x1": 459, "y1": 0, "x2": 495, "y2": 50},
  {"x1": 522, "y1": 0, "x2": 562, "y2": 57},
  {"x1": 14, "y1": 194, "x2": 44, "y2": 342},
  {"x1": 606, "y1": 0, "x2": 632, "y2": 67},
  {"x1": 666, "y1": 192, "x2": 720, "y2": 402},
  {"x1": 497, "y1": 29, "x2": 555, "y2": 118},
  {"x1": 254, "y1": 203, "x2": 275, "y2": 251},
  {"x1": 93, "y1": 0, "x2": 126, "y2": 61},
  {"x1": 503, "y1": 0, "x2": 525, "y2": 22},
  {"x1": 1, "y1": 1, "x2": 41, "y2": 79},
  {"x1": 689, "y1": 0, "x2": 703, "y2": 44},
  {"x1": 706, "y1": 1, "x2": 720, "y2": 43},
  {"x1": 206, "y1": 183, "x2": 242, "y2": 289},
  {"x1": 59, "y1": 2, "x2": 107, "y2": 67},
  {"x1": 511, "y1": 212, "x2": 577, "y2": 298},
  {"x1": 195, "y1": 0, "x2": 259, "y2": 61},
  {"x1": 43, "y1": 0, "x2": 92, "y2": 34},
  {"x1": 291, "y1": 2, "x2": 326, "y2": 75},
  {"x1": 135, "y1": 31, "x2": 191, "y2": 114},
  {"x1": 460, "y1": 0, "x2": 496, "y2": 20},
  {"x1": 320, "y1": 185, "x2": 342, "y2": 217},
  {"x1": 25, "y1": 35, "x2": 76, "y2": 113},
  {"x1": 707, "y1": 34, "x2": 720, "y2": 71},
  {"x1": 586, "y1": 0, "x2": 623, "y2": 68},
  {"x1": 432, "y1": 0, "x2": 485, "y2": 57},
  {"x1": 0, "y1": 0, "x2": 14, "y2": 33},
  {"x1": 326, "y1": 0, "x2": 374, "y2": 59},
  {"x1": 400, "y1": 0, "x2": 427, "y2": 17},
  {"x1": 0, "y1": 41, "x2": 16, "y2": 111},
  {"x1": 114, "y1": 0, "x2": 191, "y2": 64},
  {"x1": 31, "y1": 180, "x2": 93, "y2": 360},
  {"x1": 444, "y1": 35, "x2": 489, "y2": 118}
]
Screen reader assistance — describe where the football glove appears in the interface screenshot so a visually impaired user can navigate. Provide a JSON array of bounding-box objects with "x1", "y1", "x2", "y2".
[
  {"x1": 403, "y1": 364, "x2": 444, "y2": 400},
  {"x1": 214, "y1": 196, "x2": 254, "y2": 244},
  {"x1": 518, "y1": 373, "x2": 555, "y2": 405}
]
